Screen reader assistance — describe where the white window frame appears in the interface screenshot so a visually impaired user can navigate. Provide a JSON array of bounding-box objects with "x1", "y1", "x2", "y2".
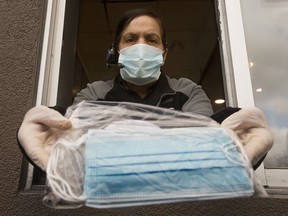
[
  {"x1": 218, "y1": 0, "x2": 288, "y2": 192},
  {"x1": 38, "y1": 0, "x2": 67, "y2": 107},
  {"x1": 23, "y1": 0, "x2": 67, "y2": 190},
  {"x1": 217, "y1": 0, "x2": 266, "y2": 185},
  {"x1": 24, "y1": 0, "x2": 287, "y2": 194}
]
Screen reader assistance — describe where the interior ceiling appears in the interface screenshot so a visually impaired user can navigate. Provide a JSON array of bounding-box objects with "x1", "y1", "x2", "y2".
[{"x1": 77, "y1": 0, "x2": 219, "y2": 85}]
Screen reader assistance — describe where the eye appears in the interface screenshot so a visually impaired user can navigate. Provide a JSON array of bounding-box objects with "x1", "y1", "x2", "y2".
[
  {"x1": 122, "y1": 34, "x2": 137, "y2": 44},
  {"x1": 146, "y1": 34, "x2": 160, "y2": 45},
  {"x1": 126, "y1": 38, "x2": 135, "y2": 43},
  {"x1": 149, "y1": 39, "x2": 157, "y2": 44}
]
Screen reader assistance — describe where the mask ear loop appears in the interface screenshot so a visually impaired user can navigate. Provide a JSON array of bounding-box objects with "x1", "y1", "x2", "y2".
[
  {"x1": 160, "y1": 48, "x2": 167, "y2": 66},
  {"x1": 46, "y1": 135, "x2": 87, "y2": 203},
  {"x1": 45, "y1": 103, "x2": 138, "y2": 203},
  {"x1": 221, "y1": 141, "x2": 248, "y2": 166},
  {"x1": 219, "y1": 132, "x2": 254, "y2": 183},
  {"x1": 218, "y1": 128, "x2": 251, "y2": 166}
]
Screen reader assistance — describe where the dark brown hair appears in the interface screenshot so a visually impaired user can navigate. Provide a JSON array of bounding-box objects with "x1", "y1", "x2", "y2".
[{"x1": 113, "y1": 9, "x2": 167, "y2": 50}]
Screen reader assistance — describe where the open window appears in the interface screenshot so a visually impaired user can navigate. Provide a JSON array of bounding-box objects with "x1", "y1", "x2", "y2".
[
  {"x1": 74, "y1": 0, "x2": 226, "y2": 112},
  {"x1": 20, "y1": 0, "x2": 238, "y2": 191}
]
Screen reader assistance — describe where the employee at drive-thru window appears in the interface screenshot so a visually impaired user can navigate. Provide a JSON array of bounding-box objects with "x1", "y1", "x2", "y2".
[{"x1": 17, "y1": 9, "x2": 273, "y2": 172}]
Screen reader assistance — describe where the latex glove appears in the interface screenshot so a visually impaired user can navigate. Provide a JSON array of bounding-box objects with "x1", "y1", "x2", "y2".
[
  {"x1": 18, "y1": 106, "x2": 72, "y2": 171},
  {"x1": 221, "y1": 107, "x2": 273, "y2": 166}
]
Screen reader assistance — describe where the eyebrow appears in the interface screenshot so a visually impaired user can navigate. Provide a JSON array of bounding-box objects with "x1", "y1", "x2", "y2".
[
  {"x1": 146, "y1": 33, "x2": 161, "y2": 38},
  {"x1": 122, "y1": 32, "x2": 161, "y2": 39},
  {"x1": 121, "y1": 33, "x2": 137, "y2": 38}
]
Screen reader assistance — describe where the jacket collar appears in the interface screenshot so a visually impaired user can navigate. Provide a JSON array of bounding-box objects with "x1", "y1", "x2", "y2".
[{"x1": 104, "y1": 73, "x2": 175, "y2": 106}]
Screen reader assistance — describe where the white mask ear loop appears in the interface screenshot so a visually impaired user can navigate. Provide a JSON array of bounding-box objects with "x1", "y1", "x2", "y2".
[
  {"x1": 219, "y1": 128, "x2": 252, "y2": 167},
  {"x1": 220, "y1": 138, "x2": 254, "y2": 180},
  {"x1": 162, "y1": 48, "x2": 168, "y2": 64},
  {"x1": 46, "y1": 134, "x2": 87, "y2": 202},
  {"x1": 220, "y1": 141, "x2": 247, "y2": 166}
]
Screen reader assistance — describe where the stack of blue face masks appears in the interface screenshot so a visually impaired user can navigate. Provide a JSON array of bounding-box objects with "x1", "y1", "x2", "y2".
[{"x1": 84, "y1": 126, "x2": 254, "y2": 208}]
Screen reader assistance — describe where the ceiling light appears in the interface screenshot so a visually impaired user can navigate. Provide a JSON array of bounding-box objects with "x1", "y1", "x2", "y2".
[
  {"x1": 249, "y1": 62, "x2": 254, "y2": 68},
  {"x1": 215, "y1": 99, "x2": 225, "y2": 104},
  {"x1": 256, "y1": 88, "x2": 262, "y2": 92}
]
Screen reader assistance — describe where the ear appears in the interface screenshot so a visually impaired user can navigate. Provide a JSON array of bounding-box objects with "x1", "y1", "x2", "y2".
[{"x1": 163, "y1": 48, "x2": 168, "y2": 64}]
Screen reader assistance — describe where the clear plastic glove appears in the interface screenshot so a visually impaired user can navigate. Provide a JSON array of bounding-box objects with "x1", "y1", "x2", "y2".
[
  {"x1": 18, "y1": 106, "x2": 72, "y2": 171},
  {"x1": 221, "y1": 107, "x2": 273, "y2": 166}
]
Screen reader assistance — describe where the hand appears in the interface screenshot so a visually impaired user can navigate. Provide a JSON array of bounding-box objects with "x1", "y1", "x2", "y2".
[
  {"x1": 18, "y1": 106, "x2": 72, "y2": 171},
  {"x1": 221, "y1": 107, "x2": 273, "y2": 166}
]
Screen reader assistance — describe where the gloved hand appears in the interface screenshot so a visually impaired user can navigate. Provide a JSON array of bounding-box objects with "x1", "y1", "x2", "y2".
[
  {"x1": 221, "y1": 107, "x2": 273, "y2": 166},
  {"x1": 18, "y1": 106, "x2": 72, "y2": 171}
]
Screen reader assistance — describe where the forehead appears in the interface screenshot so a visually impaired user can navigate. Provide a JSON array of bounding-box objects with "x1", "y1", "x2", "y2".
[{"x1": 122, "y1": 15, "x2": 162, "y2": 35}]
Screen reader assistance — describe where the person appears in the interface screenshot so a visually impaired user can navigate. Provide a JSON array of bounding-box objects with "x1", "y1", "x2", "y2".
[
  {"x1": 18, "y1": 9, "x2": 273, "y2": 172},
  {"x1": 73, "y1": 9, "x2": 213, "y2": 116}
]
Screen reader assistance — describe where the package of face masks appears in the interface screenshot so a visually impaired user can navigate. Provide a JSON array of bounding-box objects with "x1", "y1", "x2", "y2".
[{"x1": 43, "y1": 101, "x2": 256, "y2": 209}]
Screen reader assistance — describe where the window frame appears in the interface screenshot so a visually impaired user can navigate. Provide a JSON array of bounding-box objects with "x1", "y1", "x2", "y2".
[
  {"x1": 22, "y1": 0, "x2": 67, "y2": 191},
  {"x1": 22, "y1": 0, "x2": 287, "y2": 194},
  {"x1": 218, "y1": 0, "x2": 288, "y2": 192},
  {"x1": 217, "y1": 0, "x2": 268, "y2": 186}
]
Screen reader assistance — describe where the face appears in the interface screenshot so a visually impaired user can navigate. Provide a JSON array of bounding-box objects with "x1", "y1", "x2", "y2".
[{"x1": 118, "y1": 15, "x2": 165, "y2": 52}]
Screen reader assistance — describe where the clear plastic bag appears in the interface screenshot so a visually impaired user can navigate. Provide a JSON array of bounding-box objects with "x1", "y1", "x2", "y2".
[{"x1": 43, "y1": 101, "x2": 256, "y2": 209}]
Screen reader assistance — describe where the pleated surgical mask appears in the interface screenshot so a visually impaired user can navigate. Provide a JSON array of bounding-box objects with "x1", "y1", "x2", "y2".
[
  {"x1": 118, "y1": 44, "x2": 164, "y2": 85},
  {"x1": 43, "y1": 101, "x2": 258, "y2": 209},
  {"x1": 84, "y1": 126, "x2": 254, "y2": 208}
]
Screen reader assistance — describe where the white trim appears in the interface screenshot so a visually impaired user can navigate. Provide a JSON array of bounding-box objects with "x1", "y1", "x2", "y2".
[
  {"x1": 46, "y1": 0, "x2": 66, "y2": 106},
  {"x1": 217, "y1": 0, "x2": 237, "y2": 107},
  {"x1": 223, "y1": 0, "x2": 254, "y2": 108},
  {"x1": 24, "y1": 0, "x2": 67, "y2": 190},
  {"x1": 266, "y1": 169, "x2": 288, "y2": 187},
  {"x1": 36, "y1": 0, "x2": 67, "y2": 106},
  {"x1": 36, "y1": 0, "x2": 54, "y2": 106},
  {"x1": 220, "y1": 0, "x2": 268, "y2": 185}
]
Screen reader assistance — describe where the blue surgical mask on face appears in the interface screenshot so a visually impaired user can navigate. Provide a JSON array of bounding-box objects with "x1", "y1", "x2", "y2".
[
  {"x1": 84, "y1": 126, "x2": 253, "y2": 208},
  {"x1": 118, "y1": 44, "x2": 164, "y2": 85}
]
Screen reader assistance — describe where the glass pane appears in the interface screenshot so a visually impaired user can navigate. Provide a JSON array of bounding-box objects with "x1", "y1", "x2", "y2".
[{"x1": 240, "y1": 1, "x2": 288, "y2": 168}]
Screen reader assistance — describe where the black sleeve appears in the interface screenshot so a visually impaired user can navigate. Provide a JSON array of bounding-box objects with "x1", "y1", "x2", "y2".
[
  {"x1": 17, "y1": 105, "x2": 67, "y2": 172},
  {"x1": 210, "y1": 107, "x2": 241, "y2": 124},
  {"x1": 50, "y1": 105, "x2": 67, "y2": 116}
]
